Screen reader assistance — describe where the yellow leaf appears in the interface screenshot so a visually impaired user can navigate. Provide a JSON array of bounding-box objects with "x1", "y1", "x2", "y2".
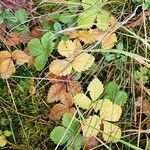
[
  {"x1": 72, "y1": 53, "x2": 95, "y2": 72},
  {"x1": 49, "y1": 59, "x2": 72, "y2": 76},
  {"x1": 103, "y1": 121, "x2": 121, "y2": 142},
  {"x1": 101, "y1": 33, "x2": 117, "y2": 49},
  {"x1": 81, "y1": 115, "x2": 101, "y2": 137},
  {"x1": 73, "y1": 93, "x2": 91, "y2": 110},
  {"x1": 92, "y1": 100, "x2": 103, "y2": 112},
  {"x1": 0, "y1": 51, "x2": 11, "y2": 64},
  {"x1": 100, "y1": 99, "x2": 122, "y2": 122},
  {"x1": 77, "y1": 30, "x2": 96, "y2": 44},
  {"x1": 88, "y1": 29, "x2": 117, "y2": 49},
  {"x1": 12, "y1": 50, "x2": 30, "y2": 65},
  {"x1": 57, "y1": 39, "x2": 82, "y2": 57},
  {"x1": 87, "y1": 78, "x2": 104, "y2": 101},
  {"x1": 0, "y1": 59, "x2": 16, "y2": 79}
]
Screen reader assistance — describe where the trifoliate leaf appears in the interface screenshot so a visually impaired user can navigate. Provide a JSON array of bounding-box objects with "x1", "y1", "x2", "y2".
[
  {"x1": 62, "y1": 113, "x2": 79, "y2": 132},
  {"x1": 67, "y1": 134, "x2": 83, "y2": 150},
  {"x1": 50, "y1": 126, "x2": 71, "y2": 145},
  {"x1": 78, "y1": 0, "x2": 116, "y2": 30},
  {"x1": 0, "y1": 135, "x2": 7, "y2": 147},
  {"x1": 72, "y1": 52, "x2": 95, "y2": 72},
  {"x1": 103, "y1": 121, "x2": 121, "y2": 142},
  {"x1": 28, "y1": 32, "x2": 54, "y2": 71},
  {"x1": 81, "y1": 115, "x2": 101, "y2": 137},
  {"x1": 73, "y1": 93, "x2": 91, "y2": 109},
  {"x1": 49, "y1": 59, "x2": 72, "y2": 76},
  {"x1": 100, "y1": 99, "x2": 122, "y2": 122},
  {"x1": 87, "y1": 78, "x2": 104, "y2": 101}
]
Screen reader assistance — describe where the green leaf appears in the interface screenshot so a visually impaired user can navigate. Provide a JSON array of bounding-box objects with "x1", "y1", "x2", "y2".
[
  {"x1": 62, "y1": 113, "x2": 79, "y2": 132},
  {"x1": 106, "y1": 82, "x2": 119, "y2": 100},
  {"x1": 15, "y1": 9, "x2": 28, "y2": 23},
  {"x1": 28, "y1": 38, "x2": 43, "y2": 57},
  {"x1": 53, "y1": 22, "x2": 62, "y2": 31},
  {"x1": 78, "y1": 9, "x2": 97, "y2": 28},
  {"x1": 59, "y1": 12, "x2": 75, "y2": 24},
  {"x1": 82, "y1": 0, "x2": 103, "y2": 10},
  {"x1": 3, "y1": 130, "x2": 11, "y2": 137},
  {"x1": 67, "y1": 134, "x2": 83, "y2": 150},
  {"x1": 114, "y1": 91, "x2": 128, "y2": 106},
  {"x1": 50, "y1": 126, "x2": 71, "y2": 145},
  {"x1": 34, "y1": 55, "x2": 47, "y2": 71}
]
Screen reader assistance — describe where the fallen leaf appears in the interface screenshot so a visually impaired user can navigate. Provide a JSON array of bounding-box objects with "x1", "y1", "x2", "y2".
[
  {"x1": 58, "y1": 39, "x2": 82, "y2": 57},
  {"x1": 71, "y1": 52, "x2": 95, "y2": 72},
  {"x1": 30, "y1": 26, "x2": 43, "y2": 38},
  {"x1": 49, "y1": 59, "x2": 72, "y2": 76},
  {"x1": 0, "y1": 51, "x2": 15, "y2": 79},
  {"x1": 49, "y1": 103, "x2": 75, "y2": 121},
  {"x1": 12, "y1": 50, "x2": 30, "y2": 65},
  {"x1": 4, "y1": 32, "x2": 22, "y2": 47}
]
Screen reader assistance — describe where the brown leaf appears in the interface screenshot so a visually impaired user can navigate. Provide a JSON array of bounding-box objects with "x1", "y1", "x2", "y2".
[
  {"x1": 12, "y1": 50, "x2": 30, "y2": 65},
  {"x1": 49, "y1": 103, "x2": 75, "y2": 121},
  {"x1": 83, "y1": 137, "x2": 98, "y2": 150},
  {"x1": 47, "y1": 83, "x2": 66, "y2": 103},
  {"x1": 0, "y1": 0, "x2": 33, "y2": 12},
  {"x1": 0, "y1": 24, "x2": 6, "y2": 38},
  {"x1": 30, "y1": 26, "x2": 43, "y2": 38},
  {"x1": 67, "y1": 81, "x2": 82, "y2": 96},
  {"x1": 0, "y1": 51, "x2": 15, "y2": 79},
  {"x1": 4, "y1": 32, "x2": 22, "y2": 47},
  {"x1": 143, "y1": 99, "x2": 150, "y2": 116}
]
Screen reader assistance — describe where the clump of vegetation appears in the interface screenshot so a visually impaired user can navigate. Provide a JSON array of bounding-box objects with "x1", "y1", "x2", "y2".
[{"x1": 0, "y1": 0, "x2": 150, "y2": 149}]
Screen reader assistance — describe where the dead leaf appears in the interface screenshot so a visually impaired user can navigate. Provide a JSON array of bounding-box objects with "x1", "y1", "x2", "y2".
[
  {"x1": 4, "y1": 32, "x2": 22, "y2": 47},
  {"x1": 0, "y1": 51, "x2": 15, "y2": 79},
  {"x1": 143, "y1": 99, "x2": 150, "y2": 116},
  {"x1": 47, "y1": 78, "x2": 82, "y2": 120},
  {"x1": 83, "y1": 137, "x2": 98, "y2": 150},
  {"x1": 49, "y1": 103, "x2": 75, "y2": 121},
  {"x1": 30, "y1": 26, "x2": 43, "y2": 38},
  {"x1": 12, "y1": 50, "x2": 30, "y2": 65}
]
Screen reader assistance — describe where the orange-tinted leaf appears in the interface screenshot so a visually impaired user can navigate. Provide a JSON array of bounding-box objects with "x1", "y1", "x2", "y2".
[
  {"x1": 12, "y1": 50, "x2": 30, "y2": 65},
  {"x1": 67, "y1": 81, "x2": 82, "y2": 96},
  {"x1": 0, "y1": 58, "x2": 15, "y2": 79},
  {"x1": 142, "y1": 99, "x2": 150, "y2": 116},
  {"x1": 0, "y1": 51, "x2": 11, "y2": 64},
  {"x1": 30, "y1": 26, "x2": 43, "y2": 38},
  {"x1": 78, "y1": 30, "x2": 96, "y2": 44},
  {"x1": 47, "y1": 83, "x2": 66, "y2": 103},
  {"x1": 4, "y1": 32, "x2": 22, "y2": 47},
  {"x1": 84, "y1": 137, "x2": 98, "y2": 150},
  {"x1": 49, "y1": 103, "x2": 75, "y2": 121}
]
